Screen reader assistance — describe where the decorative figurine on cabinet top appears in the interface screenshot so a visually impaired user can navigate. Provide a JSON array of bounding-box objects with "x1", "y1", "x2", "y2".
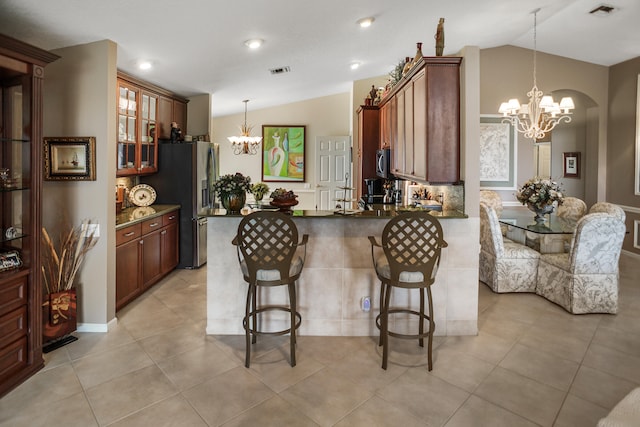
[
  {"x1": 435, "y1": 18, "x2": 445, "y2": 56},
  {"x1": 170, "y1": 121, "x2": 182, "y2": 143}
]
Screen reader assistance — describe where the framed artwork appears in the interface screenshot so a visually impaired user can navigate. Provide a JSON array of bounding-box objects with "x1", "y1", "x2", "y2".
[
  {"x1": 44, "y1": 137, "x2": 96, "y2": 181},
  {"x1": 261, "y1": 125, "x2": 305, "y2": 182},
  {"x1": 563, "y1": 152, "x2": 580, "y2": 178},
  {"x1": 479, "y1": 115, "x2": 517, "y2": 189}
]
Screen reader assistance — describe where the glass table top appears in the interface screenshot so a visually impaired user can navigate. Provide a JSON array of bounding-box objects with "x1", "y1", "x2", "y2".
[{"x1": 499, "y1": 207, "x2": 576, "y2": 235}]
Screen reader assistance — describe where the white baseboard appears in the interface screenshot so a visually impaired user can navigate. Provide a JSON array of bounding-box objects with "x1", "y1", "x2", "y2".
[
  {"x1": 622, "y1": 249, "x2": 640, "y2": 260},
  {"x1": 77, "y1": 317, "x2": 118, "y2": 333}
]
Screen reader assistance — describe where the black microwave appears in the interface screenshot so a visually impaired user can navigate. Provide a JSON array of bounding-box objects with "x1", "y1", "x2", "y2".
[{"x1": 376, "y1": 148, "x2": 391, "y2": 179}]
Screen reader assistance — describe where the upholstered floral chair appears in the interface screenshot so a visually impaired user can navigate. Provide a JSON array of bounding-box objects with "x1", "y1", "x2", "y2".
[
  {"x1": 536, "y1": 212, "x2": 625, "y2": 314},
  {"x1": 557, "y1": 196, "x2": 587, "y2": 221},
  {"x1": 480, "y1": 189, "x2": 508, "y2": 237},
  {"x1": 589, "y1": 202, "x2": 626, "y2": 223},
  {"x1": 479, "y1": 202, "x2": 541, "y2": 293}
]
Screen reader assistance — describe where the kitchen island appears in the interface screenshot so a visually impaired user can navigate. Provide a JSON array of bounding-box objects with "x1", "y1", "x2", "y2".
[{"x1": 205, "y1": 207, "x2": 479, "y2": 336}]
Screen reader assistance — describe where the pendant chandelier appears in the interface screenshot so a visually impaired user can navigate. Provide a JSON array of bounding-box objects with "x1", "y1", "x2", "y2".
[
  {"x1": 498, "y1": 9, "x2": 574, "y2": 142},
  {"x1": 228, "y1": 99, "x2": 262, "y2": 155}
]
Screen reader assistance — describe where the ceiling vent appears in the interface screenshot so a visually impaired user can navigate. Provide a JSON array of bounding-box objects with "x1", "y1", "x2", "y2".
[
  {"x1": 589, "y1": 4, "x2": 615, "y2": 15},
  {"x1": 269, "y1": 66, "x2": 291, "y2": 75}
]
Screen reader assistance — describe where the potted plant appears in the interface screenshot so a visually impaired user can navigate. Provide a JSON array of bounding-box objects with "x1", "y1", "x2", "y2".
[
  {"x1": 516, "y1": 177, "x2": 564, "y2": 223},
  {"x1": 250, "y1": 182, "x2": 270, "y2": 203},
  {"x1": 41, "y1": 219, "x2": 99, "y2": 350},
  {"x1": 213, "y1": 172, "x2": 252, "y2": 214},
  {"x1": 269, "y1": 188, "x2": 299, "y2": 212}
]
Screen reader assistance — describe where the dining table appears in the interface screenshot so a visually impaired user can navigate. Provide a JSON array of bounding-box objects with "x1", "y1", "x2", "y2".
[{"x1": 499, "y1": 206, "x2": 576, "y2": 254}]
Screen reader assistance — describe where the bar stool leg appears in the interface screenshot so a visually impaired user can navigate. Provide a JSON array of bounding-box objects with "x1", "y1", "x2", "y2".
[
  {"x1": 288, "y1": 282, "x2": 297, "y2": 367},
  {"x1": 378, "y1": 282, "x2": 386, "y2": 347},
  {"x1": 419, "y1": 288, "x2": 425, "y2": 348},
  {"x1": 381, "y1": 283, "x2": 392, "y2": 370},
  {"x1": 251, "y1": 286, "x2": 258, "y2": 344},
  {"x1": 244, "y1": 283, "x2": 254, "y2": 368},
  {"x1": 427, "y1": 286, "x2": 434, "y2": 371}
]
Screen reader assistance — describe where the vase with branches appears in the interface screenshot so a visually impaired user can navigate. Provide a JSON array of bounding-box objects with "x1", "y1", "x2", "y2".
[{"x1": 41, "y1": 219, "x2": 99, "y2": 347}]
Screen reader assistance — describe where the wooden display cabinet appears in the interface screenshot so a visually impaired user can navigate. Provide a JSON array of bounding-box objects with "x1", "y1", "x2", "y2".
[
  {"x1": 116, "y1": 71, "x2": 187, "y2": 177},
  {"x1": 0, "y1": 34, "x2": 58, "y2": 397}
]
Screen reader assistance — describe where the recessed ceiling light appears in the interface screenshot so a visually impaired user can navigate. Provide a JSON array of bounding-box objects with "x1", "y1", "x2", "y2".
[
  {"x1": 350, "y1": 62, "x2": 360, "y2": 70},
  {"x1": 244, "y1": 39, "x2": 264, "y2": 49},
  {"x1": 138, "y1": 61, "x2": 152, "y2": 70},
  {"x1": 357, "y1": 17, "x2": 375, "y2": 28}
]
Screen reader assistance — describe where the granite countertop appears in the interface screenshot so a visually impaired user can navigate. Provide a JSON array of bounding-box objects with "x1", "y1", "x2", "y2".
[
  {"x1": 116, "y1": 204, "x2": 180, "y2": 229},
  {"x1": 201, "y1": 205, "x2": 467, "y2": 219}
]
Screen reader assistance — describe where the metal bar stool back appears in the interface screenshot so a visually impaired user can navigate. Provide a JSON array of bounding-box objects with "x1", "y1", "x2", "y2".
[
  {"x1": 369, "y1": 211, "x2": 448, "y2": 370},
  {"x1": 233, "y1": 211, "x2": 308, "y2": 367}
]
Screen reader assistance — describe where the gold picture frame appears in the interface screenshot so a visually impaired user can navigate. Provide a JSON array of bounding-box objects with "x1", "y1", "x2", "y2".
[{"x1": 44, "y1": 137, "x2": 96, "y2": 181}]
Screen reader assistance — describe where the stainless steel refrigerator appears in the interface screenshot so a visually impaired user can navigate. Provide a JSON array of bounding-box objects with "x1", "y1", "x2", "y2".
[{"x1": 141, "y1": 141, "x2": 217, "y2": 269}]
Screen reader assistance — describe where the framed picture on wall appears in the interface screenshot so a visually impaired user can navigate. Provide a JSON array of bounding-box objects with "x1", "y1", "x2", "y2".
[
  {"x1": 563, "y1": 152, "x2": 580, "y2": 178},
  {"x1": 261, "y1": 125, "x2": 306, "y2": 182},
  {"x1": 479, "y1": 115, "x2": 517, "y2": 190},
  {"x1": 43, "y1": 137, "x2": 97, "y2": 181}
]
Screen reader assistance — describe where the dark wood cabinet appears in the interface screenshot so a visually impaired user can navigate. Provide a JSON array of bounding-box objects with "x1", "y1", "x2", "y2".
[
  {"x1": 356, "y1": 106, "x2": 380, "y2": 198},
  {"x1": 379, "y1": 56, "x2": 461, "y2": 184},
  {"x1": 0, "y1": 34, "x2": 58, "y2": 397},
  {"x1": 157, "y1": 95, "x2": 188, "y2": 140},
  {"x1": 117, "y1": 72, "x2": 187, "y2": 176},
  {"x1": 115, "y1": 211, "x2": 179, "y2": 311}
]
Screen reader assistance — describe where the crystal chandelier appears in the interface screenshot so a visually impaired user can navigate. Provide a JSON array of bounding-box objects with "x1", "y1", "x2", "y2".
[
  {"x1": 498, "y1": 9, "x2": 575, "y2": 142},
  {"x1": 228, "y1": 99, "x2": 262, "y2": 155}
]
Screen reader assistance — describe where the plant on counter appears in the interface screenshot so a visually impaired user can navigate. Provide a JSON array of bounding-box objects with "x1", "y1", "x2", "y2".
[
  {"x1": 516, "y1": 177, "x2": 564, "y2": 210},
  {"x1": 213, "y1": 172, "x2": 252, "y2": 197},
  {"x1": 270, "y1": 188, "x2": 297, "y2": 201},
  {"x1": 250, "y1": 182, "x2": 270, "y2": 201},
  {"x1": 41, "y1": 219, "x2": 100, "y2": 293}
]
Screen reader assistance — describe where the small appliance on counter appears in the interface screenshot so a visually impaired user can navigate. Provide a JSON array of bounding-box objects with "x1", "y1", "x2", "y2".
[{"x1": 363, "y1": 177, "x2": 384, "y2": 204}]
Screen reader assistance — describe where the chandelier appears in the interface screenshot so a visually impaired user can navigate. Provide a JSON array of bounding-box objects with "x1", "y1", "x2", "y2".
[
  {"x1": 498, "y1": 9, "x2": 575, "y2": 142},
  {"x1": 228, "y1": 99, "x2": 262, "y2": 155}
]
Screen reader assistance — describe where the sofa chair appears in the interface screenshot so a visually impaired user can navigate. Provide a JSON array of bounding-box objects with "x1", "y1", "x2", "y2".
[
  {"x1": 557, "y1": 196, "x2": 587, "y2": 221},
  {"x1": 536, "y1": 212, "x2": 625, "y2": 314},
  {"x1": 479, "y1": 202, "x2": 541, "y2": 293},
  {"x1": 589, "y1": 202, "x2": 626, "y2": 223}
]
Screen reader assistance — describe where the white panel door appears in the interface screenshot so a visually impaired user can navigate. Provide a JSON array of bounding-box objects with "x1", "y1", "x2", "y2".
[{"x1": 315, "y1": 136, "x2": 351, "y2": 210}]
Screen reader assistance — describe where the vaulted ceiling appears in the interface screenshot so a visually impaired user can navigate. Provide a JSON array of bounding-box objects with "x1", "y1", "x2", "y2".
[{"x1": 1, "y1": 0, "x2": 638, "y2": 117}]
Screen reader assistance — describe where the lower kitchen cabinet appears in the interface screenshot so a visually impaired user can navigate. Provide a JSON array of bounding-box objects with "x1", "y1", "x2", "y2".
[{"x1": 116, "y1": 210, "x2": 179, "y2": 311}]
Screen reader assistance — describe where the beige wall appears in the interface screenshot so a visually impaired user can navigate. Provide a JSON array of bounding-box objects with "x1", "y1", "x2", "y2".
[
  {"x1": 43, "y1": 40, "x2": 118, "y2": 328},
  {"x1": 608, "y1": 56, "x2": 640, "y2": 254},
  {"x1": 480, "y1": 46, "x2": 609, "y2": 205},
  {"x1": 211, "y1": 93, "x2": 351, "y2": 209}
]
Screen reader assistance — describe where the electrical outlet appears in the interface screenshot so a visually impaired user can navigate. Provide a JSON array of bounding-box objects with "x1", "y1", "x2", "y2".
[{"x1": 361, "y1": 296, "x2": 371, "y2": 312}]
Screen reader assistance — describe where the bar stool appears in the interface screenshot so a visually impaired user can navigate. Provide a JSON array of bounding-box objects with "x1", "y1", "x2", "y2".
[
  {"x1": 368, "y1": 211, "x2": 448, "y2": 370},
  {"x1": 232, "y1": 211, "x2": 308, "y2": 367}
]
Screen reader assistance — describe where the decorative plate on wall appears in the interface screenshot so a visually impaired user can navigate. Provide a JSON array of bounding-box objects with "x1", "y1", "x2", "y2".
[{"x1": 128, "y1": 184, "x2": 157, "y2": 207}]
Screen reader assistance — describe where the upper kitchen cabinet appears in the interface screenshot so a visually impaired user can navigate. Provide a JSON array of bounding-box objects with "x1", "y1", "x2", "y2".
[
  {"x1": 356, "y1": 106, "x2": 380, "y2": 198},
  {"x1": 157, "y1": 96, "x2": 187, "y2": 140},
  {"x1": 0, "y1": 33, "x2": 58, "y2": 397},
  {"x1": 380, "y1": 56, "x2": 462, "y2": 184},
  {"x1": 116, "y1": 71, "x2": 187, "y2": 177}
]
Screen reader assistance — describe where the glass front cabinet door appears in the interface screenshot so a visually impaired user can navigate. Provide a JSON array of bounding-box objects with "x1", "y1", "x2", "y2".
[{"x1": 116, "y1": 80, "x2": 158, "y2": 176}]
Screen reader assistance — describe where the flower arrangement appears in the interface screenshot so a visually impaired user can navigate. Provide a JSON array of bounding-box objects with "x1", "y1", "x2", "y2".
[
  {"x1": 516, "y1": 177, "x2": 564, "y2": 210},
  {"x1": 41, "y1": 220, "x2": 100, "y2": 293},
  {"x1": 270, "y1": 188, "x2": 297, "y2": 201},
  {"x1": 250, "y1": 182, "x2": 270, "y2": 201},
  {"x1": 213, "y1": 172, "x2": 252, "y2": 196}
]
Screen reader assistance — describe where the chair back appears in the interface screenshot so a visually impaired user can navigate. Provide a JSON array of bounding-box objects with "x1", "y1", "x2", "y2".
[
  {"x1": 569, "y1": 213, "x2": 625, "y2": 275},
  {"x1": 381, "y1": 211, "x2": 446, "y2": 285},
  {"x1": 557, "y1": 197, "x2": 587, "y2": 221},
  {"x1": 479, "y1": 202, "x2": 504, "y2": 257},
  {"x1": 589, "y1": 202, "x2": 626, "y2": 223},
  {"x1": 236, "y1": 211, "x2": 299, "y2": 283},
  {"x1": 480, "y1": 190, "x2": 503, "y2": 217}
]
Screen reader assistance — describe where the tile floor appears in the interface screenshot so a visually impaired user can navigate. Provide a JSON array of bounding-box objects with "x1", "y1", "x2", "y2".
[{"x1": 1, "y1": 253, "x2": 639, "y2": 426}]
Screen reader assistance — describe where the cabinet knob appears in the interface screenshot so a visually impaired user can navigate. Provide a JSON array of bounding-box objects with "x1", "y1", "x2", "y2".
[
  {"x1": 169, "y1": 215, "x2": 176, "y2": 220},
  {"x1": 139, "y1": 240, "x2": 143, "y2": 245}
]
